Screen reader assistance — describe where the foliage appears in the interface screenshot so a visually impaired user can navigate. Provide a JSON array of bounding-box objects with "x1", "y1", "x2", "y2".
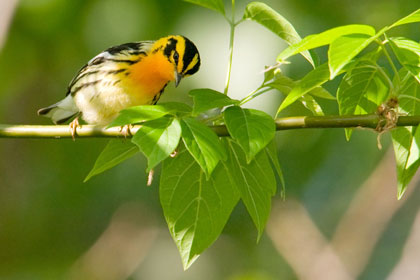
[{"x1": 84, "y1": 0, "x2": 420, "y2": 269}]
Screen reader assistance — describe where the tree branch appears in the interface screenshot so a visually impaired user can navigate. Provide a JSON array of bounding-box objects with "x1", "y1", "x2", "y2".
[{"x1": 1, "y1": 114, "x2": 420, "y2": 138}]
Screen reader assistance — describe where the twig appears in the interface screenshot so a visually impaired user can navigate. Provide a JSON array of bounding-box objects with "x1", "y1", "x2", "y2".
[{"x1": 1, "y1": 115, "x2": 420, "y2": 139}]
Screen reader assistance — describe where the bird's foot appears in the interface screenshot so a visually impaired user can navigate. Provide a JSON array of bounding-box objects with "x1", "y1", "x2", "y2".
[
  {"x1": 119, "y1": 124, "x2": 133, "y2": 138},
  {"x1": 69, "y1": 117, "x2": 80, "y2": 141}
]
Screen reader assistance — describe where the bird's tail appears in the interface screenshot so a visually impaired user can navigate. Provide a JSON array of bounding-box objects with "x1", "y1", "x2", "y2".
[{"x1": 37, "y1": 95, "x2": 79, "y2": 124}]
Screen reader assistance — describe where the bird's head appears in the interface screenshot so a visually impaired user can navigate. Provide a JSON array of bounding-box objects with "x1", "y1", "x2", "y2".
[{"x1": 154, "y1": 35, "x2": 200, "y2": 87}]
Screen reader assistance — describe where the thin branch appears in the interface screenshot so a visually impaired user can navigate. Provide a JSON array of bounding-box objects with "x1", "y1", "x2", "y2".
[
  {"x1": 377, "y1": 37, "x2": 401, "y2": 88},
  {"x1": 1, "y1": 114, "x2": 420, "y2": 138},
  {"x1": 0, "y1": 125, "x2": 129, "y2": 138},
  {"x1": 223, "y1": 0, "x2": 236, "y2": 95}
]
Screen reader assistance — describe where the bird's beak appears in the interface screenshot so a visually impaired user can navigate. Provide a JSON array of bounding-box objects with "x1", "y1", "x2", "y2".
[{"x1": 174, "y1": 70, "x2": 182, "y2": 87}]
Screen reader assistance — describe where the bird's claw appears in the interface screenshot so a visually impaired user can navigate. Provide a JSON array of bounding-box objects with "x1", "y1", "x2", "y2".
[
  {"x1": 119, "y1": 124, "x2": 133, "y2": 138},
  {"x1": 69, "y1": 117, "x2": 80, "y2": 141}
]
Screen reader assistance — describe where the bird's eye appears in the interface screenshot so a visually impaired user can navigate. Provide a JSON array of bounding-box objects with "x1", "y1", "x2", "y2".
[{"x1": 173, "y1": 51, "x2": 179, "y2": 64}]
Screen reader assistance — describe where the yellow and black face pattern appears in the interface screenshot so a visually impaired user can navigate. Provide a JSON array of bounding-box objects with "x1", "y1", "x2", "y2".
[{"x1": 162, "y1": 35, "x2": 201, "y2": 78}]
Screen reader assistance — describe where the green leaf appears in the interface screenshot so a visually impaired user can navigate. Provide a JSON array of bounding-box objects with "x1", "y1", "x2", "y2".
[
  {"x1": 109, "y1": 102, "x2": 192, "y2": 127},
  {"x1": 300, "y1": 95, "x2": 325, "y2": 116},
  {"x1": 267, "y1": 70, "x2": 334, "y2": 100},
  {"x1": 132, "y1": 116, "x2": 182, "y2": 171},
  {"x1": 337, "y1": 62, "x2": 389, "y2": 115},
  {"x1": 392, "y1": 126, "x2": 420, "y2": 199},
  {"x1": 265, "y1": 70, "x2": 295, "y2": 93},
  {"x1": 160, "y1": 102, "x2": 193, "y2": 116},
  {"x1": 189, "y1": 88, "x2": 239, "y2": 115},
  {"x1": 337, "y1": 61, "x2": 389, "y2": 140},
  {"x1": 389, "y1": 37, "x2": 420, "y2": 82},
  {"x1": 160, "y1": 146, "x2": 239, "y2": 269},
  {"x1": 225, "y1": 140, "x2": 276, "y2": 240},
  {"x1": 277, "y1": 63, "x2": 331, "y2": 114},
  {"x1": 181, "y1": 117, "x2": 226, "y2": 178},
  {"x1": 263, "y1": 67, "x2": 276, "y2": 83},
  {"x1": 265, "y1": 71, "x2": 330, "y2": 115},
  {"x1": 265, "y1": 139, "x2": 285, "y2": 198},
  {"x1": 183, "y1": 0, "x2": 224, "y2": 15},
  {"x1": 328, "y1": 33, "x2": 383, "y2": 79},
  {"x1": 391, "y1": 70, "x2": 420, "y2": 198},
  {"x1": 223, "y1": 106, "x2": 275, "y2": 162},
  {"x1": 390, "y1": 8, "x2": 420, "y2": 28},
  {"x1": 277, "y1": 24, "x2": 376, "y2": 62},
  {"x1": 244, "y1": 2, "x2": 315, "y2": 66},
  {"x1": 309, "y1": 86, "x2": 336, "y2": 100},
  {"x1": 84, "y1": 140, "x2": 139, "y2": 182}
]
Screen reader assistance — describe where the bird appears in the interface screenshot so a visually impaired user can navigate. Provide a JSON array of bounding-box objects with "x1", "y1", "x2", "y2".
[{"x1": 37, "y1": 35, "x2": 201, "y2": 137}]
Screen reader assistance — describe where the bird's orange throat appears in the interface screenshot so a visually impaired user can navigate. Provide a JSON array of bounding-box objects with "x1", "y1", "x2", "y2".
[{"x1": 129, "y1": 52, "x2": 175, "y2": 98}]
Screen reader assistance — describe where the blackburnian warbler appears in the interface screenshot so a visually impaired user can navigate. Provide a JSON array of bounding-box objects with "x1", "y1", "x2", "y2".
[{"x1": 38, "y1": 35, "x2": 200, "y2": 129}]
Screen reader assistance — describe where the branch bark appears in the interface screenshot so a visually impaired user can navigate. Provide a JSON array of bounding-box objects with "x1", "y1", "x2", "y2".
[{"x1": 1, "y1": 114, "x2": 420, "y2": 138}]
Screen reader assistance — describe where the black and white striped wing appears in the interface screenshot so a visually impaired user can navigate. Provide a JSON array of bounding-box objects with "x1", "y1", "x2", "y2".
[{"x1": 66, "y1": 41, "x2": 154, "y2": 96}]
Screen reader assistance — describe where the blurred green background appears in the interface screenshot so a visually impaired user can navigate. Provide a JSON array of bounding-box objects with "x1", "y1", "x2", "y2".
[{"x1": 1, "y1": 0, "x2": 420, "y2": 279}]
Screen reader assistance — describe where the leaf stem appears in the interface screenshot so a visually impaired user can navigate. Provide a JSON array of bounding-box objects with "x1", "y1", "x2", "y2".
[
  {"x1": 378, "y1": 38, "x2": 400, "y2": 89},
  {"x1": 203, "y1": 114, "x2": 224, "y2": 124},
  {"x1": 375, "y1": 62, "x2": 394, "y2": 92},
  {"x1": 234, "y1": 18, "x2": 245, "y2": 26},
  {"x1": 399, "y1": 94, "x2": 420, "y2": 103},
  {"x1": 223, "y1": 0, "x2": 236, "y2": 95},
  {"x1": 240, "y1": 87, "x2": 272, "y2": 105}
]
